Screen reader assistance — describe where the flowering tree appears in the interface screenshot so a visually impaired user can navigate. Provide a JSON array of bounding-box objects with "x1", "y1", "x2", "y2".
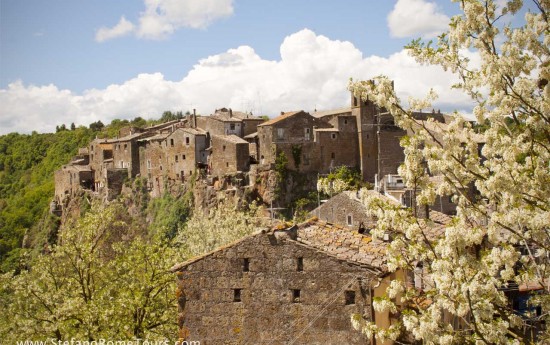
[
  {"x1": 176, "y1": 198, "x2": 268, "y2": 257},
  {"x1": 350, "y1": 0, "x2": 549, "y2": 344}
]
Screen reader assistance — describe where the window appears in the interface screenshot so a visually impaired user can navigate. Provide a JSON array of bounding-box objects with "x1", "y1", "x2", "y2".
[
  {"x1": 345, "y1": 291, "x2": 356, "y2": 305},
  {"x1": 160, "y1": 165, "x2": 163, "y2": 171},
  {"x1": 292, "y1": 289, "x2": 301, "y2": 303},
  {"x1": 243, "y1": 258, "x2": 250, "y2": 272},
  {"x1": 124, "y1": 144, "x2": 127, "y2": 151},
  {"x1": 183, "y1": 154, "x2": 186, "y2": 160},
  {"x1": 230, "y1": 123, "x2": 235, "y2": 130},
  {"x1": 331, "y1": 152, "x2": 335, "y2": 159},
  {"x1": 304, "y1": 128, "x2": 310, "y2": 140},
  {"x1": 185, "y1": 137, "x2": 190, "y2": 145},
  {"x1": 347, "y1": 214, "x2": 353, "y2": 226},
  {"x1": 331, "y1": 133, "x2": 337, "y2": 140},
  {"x1": 223, "y1": 145, "x2": 226, "y2": 151},
  {"x1": 277, "y1": 128, "x2": 284, "y2": 140},
  {"x1": 344, "y1": 119, "x2": 348, "y2": 125},
  {"x1": 147, "y1": 160, "x2": 151, "y2": 169},
  {"x1": 175, "y1": 155, "x2": 178, "y2": 162},
  {"x1": 170, "y1": 139, "x2": 174, "y2": 147},
  {"x1": 226, "y1": 162, "x2": 229, "y2": 167},
  {"x1": 233, "y1": 289, "x2": 242, "y2": 302},
  {"x1": 296, "y1": 257, "x2": 303, "y2": 272}
]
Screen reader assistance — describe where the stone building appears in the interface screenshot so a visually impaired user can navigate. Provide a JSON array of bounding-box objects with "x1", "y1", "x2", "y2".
[
  {"x1": 163, "y1": 127, "x2": 208, "y2": 182},
  {"x1": 54, "y1": 164, "x2": 93, "y2": 203},
  {"x1": 310, "y1": 190, "x2": 377, "y2": 230},
  {"x1": 171, "y1": 220, "x2": 388, "y2": 345},
  {"x1": 196, "y1": 108, "x2": 264, "y2": 137},
  {"x1": 208, "y1": 134, "x2": 250, "y2": 176},
  {"x1": 256, "y1": 110, "x2": 331, "y2": 171}
]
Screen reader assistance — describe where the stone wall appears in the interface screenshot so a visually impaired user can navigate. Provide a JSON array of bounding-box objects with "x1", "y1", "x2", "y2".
[
  {"x1": 311, "y1": 192, "x2": 375, "y2": 230},
  {"x1": 210, "y1": 135, "x2": 250, "y2": 176},
  {"x1": 175, "y1": 231, "x2": 374, "y2": 345}
]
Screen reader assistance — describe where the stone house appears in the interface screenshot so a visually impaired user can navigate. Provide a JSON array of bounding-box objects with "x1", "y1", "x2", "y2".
[
  {"x1": 54, "y1": 164, "x2": 93, "y2": 204},
  {"x1": 196, "y1": 108, "x2": 264, "y2": 137},
  {"x1": 171, "y1": 220, "x2": 388, "y2": 345},
  {"x1": 163, "y1": 127, "x2": 208, "y2": 183},
  {"x1": 208, "y1": 135, "x2": 250, "y2": 176},
  {"x1": 256, "y1": 110, "x2": 331, "y2": 171},
  {"x1": 112, "y1": 131, "x2": 152, "y2": 178},
  {"x1": 310, "y1": 190, "x2": 377, "y2": 230}
]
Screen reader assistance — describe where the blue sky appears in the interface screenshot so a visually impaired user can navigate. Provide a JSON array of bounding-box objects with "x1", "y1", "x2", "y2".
[{"x1": 0, "y1": 0, "x2": 529, "y2": 134}]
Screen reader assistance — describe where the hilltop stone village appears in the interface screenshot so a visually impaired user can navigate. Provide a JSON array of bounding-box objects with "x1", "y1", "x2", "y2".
[{"x1": 54, "y1": 90, "x2": 453, "y2": 212}]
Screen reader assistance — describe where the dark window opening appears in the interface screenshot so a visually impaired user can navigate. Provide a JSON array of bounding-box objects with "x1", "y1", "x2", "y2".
[
  {"x1": 347, "y1": 215, "x2": 353, "y2": 226},
  {"x1": 226, "y1": 162, "x2": 229, "y2": 167},
  {"x1": 230, "y1": 123, "x2": 235, "y2": 130},
  {"x1": 160, "y1": 166, "x2": 163, "y2": 171},
  {"x1": 223, "y1": 145, "x2": 226, "y2": 151},
  {"x1": 297, "y1": 257, "x2": 303, "y2": 271},
  {"x1": 183, "y1": 154, "x2": 186, "y2": 160},
  {"x1": 331, "y1": 133, "x2": 337, "y2": 140},
  {"x1": 185, "y1": 137, "x2": 190, "y2": 145},
  {"x1": 331, "y1": 152, "x2": 335, "y2": 159},
  {"x1": 345, "y1": 290, "x2": 356, "y2": 305},
  {"x1": 344, "y1": 119, "x2": 348, "y2": 124},
  {"x1": 233, "y1": 289, "x2": 242, "y2": 302},
  {"x1": 175, "y1": 155, "x2": 178, "y2": 162},
  {"x1": 170, "y1": 139, "x2": 174, "y2": 147},
  {"x1": 243, "y1": 258, "x2": 250, "y2": 272},
  {"x1": 292, "y1": 289, "x2": 301, "y2": 303}
]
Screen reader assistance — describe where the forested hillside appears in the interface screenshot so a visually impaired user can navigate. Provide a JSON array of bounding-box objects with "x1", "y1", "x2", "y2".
[
  {"x1": 0, "y1": 111, "x2": 186, "y2": 272},
  {"x1": 0, "y1": 127, "x2": 95, "y2": 271}
]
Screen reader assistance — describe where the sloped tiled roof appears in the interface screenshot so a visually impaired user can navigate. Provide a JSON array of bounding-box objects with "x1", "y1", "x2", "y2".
[
  {"x1": 296, "y1": 219, "x2": 389, "y2": 270},
  {"x1": 212, "y1": 134, "x2": 248, "y2": 144},
  {"x1": 257, "y1": 111, "x2": 304, "y2": 127},
  {"x1": 312, "y1": 107, "x2": 352, "y2": 118}
]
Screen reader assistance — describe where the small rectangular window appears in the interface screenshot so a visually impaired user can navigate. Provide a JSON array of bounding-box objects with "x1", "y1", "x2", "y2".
[
  {"x1": 344, "y1": 119, "x2": 348, "y2": 125},
  {"x1": 296, "y1": 257, "x2": 303, "y2": 271},
  {"x1": 277, "y1": 128, "x2": 284, "y2": 140},
  {"x1": 347, "y1": 215, "x2": 353, "y2": 226},
  {"x1": 233, "y1": 289, "x2": 242, "y2": 302},
  {"x1": 175, "y1": 155, "x2": 178, "y2": 162},
  {"x1": 331, "y1": 152, "x2": 335, "y2": 159},
  {"x1": 230, "y1": 123, "x2": 235, "y2": 130},
  {"x1": 331, "y1": 133, "x2": 337, "y2": 140},
  {"x1": 345, "y1": 290, "x2": 356, "y2": 305},
  {"x1": 170, "y1": 139, "x2": 174, "y2": 147},
  {"x1": 183, "y1": 154, "x2": 186, "y2": 160},
  {"x1": 243, "y1": 258, "x2": 250, "y2": 272},
  {"x1": 292, "y1": 289, "x2": 301, "y2": 303},
  {"x1": 185, "y1": 137, "x2": 190, "y2": 145}
]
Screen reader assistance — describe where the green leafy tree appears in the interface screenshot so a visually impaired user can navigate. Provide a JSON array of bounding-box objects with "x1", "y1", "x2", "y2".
[{"x1": 0, "y1": 202, "x2": 179, "y2": 341}]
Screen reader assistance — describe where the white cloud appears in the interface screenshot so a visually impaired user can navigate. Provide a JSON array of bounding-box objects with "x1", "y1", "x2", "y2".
[
  {"x1": 387, "y1": 0, "x2": 450, "y2": 38},
  {"x1": 0, "y1": 29, "x2": 476, "y2": 134},
  {"x1": 95, "y1": 16, "x2": 135, "y2": 42},
  {"x1": 96, "y1": 0, "x2": 234, "y2": 41}
]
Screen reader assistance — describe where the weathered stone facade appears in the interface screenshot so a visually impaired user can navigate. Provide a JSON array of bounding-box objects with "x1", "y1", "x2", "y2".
[
  {"x1": 310, "y1": 191, "x2": 376, "y2": 230},
  {"x1": 172, "y1": 226, "x2": 381, "y2": 345},
  {"x1": 209, "y1": 135, "x2": 250, "y2": 176}
]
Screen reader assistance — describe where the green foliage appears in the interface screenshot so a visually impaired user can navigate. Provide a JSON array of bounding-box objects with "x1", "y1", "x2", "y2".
[
  {"x1": 291, "y1": 145, "x2": 302, "y2": 170},
  {"x1": 147, "y1": 190, "x2": 193, "y2": 240},
  {"x1": 292, "y1": 191, "x2": 318, "y2": 222},
  {"x1": 274, "y1": 151, "x2": 289, "y2": 183},
  {"x1": 0, "y1": 201, "x2": 179, "y2": 341},
  {"x1": 89, "y1": 120, "x2": 104, "y2": 132},
  {"x1": 0, "y1": 128, "x2": 95, "y2": 272}
]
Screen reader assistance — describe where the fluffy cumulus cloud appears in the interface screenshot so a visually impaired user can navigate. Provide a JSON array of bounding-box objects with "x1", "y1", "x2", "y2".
[
  {"x1": 1, "y1": 29, "x2": 475, "y2": 134},
  {"x1": 387, "y1": 0, "x2": 450, "y2": 38},
  {"x1": 95, "y1": 0, "x2": 234, "y2": 41},
  {"x1": 96, "y1": 16, "x2": 135, "y2": 42}
]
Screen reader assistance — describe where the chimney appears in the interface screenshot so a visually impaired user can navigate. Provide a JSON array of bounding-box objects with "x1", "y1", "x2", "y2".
[
  {"x1": 280, "y1": 111, "x2": 285, "y2": 116},
  {"x1": 229, "y1": 108, "x2": 233, "y2": 118},
  {"x1": 193, "y1": 109, "x2": 197, "y2": 129}
]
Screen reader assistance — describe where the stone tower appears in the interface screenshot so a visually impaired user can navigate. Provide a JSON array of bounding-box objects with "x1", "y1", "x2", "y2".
[{"x1": 351, "y1": 91, "x2": 379, "y2": 182}]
